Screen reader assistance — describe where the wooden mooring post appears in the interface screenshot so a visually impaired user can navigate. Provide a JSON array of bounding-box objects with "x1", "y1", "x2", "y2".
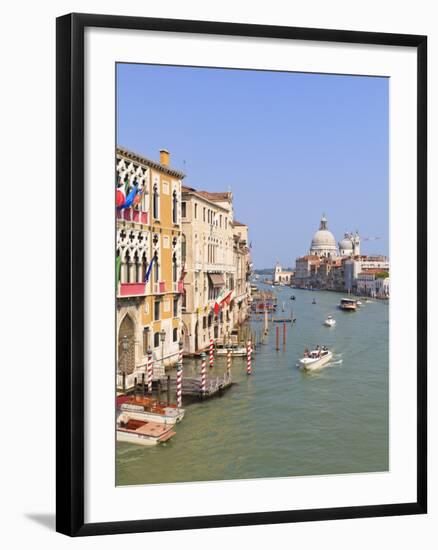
[{"x1": 276, "y1": 325, "x2": 280, "y2": 351}]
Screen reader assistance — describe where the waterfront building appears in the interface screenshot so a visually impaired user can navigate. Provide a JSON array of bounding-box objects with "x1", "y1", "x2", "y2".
[
  {"x1": 294, "y1": 255, "x2": 321, "y2": 288},
  {"x1": 116, "y1": 147, "x2": 185, "y2": 388},
  {"x1": 316, "y1": 258, "x2": 344, "y2": 291},
  {"x1": 232, "y1": 221, "x2": 252, "y2": 325},
  {"x1": 356, "y1": 268, "x2": 390, "y2": 298},
  {"x1": 180, "y1": 186, "x2": 237, "y2": 353},
  {"x1": 296, "y1": 214, "x2": 388, "y2": 295},
  {"x1": 344, "y1": 256, "x2": 390, "y2": 293},
  {"x1": 273, "y1": 262, "x2": 294, "y2": 285}
]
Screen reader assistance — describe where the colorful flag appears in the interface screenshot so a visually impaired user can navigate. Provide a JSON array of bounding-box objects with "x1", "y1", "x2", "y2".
[
  {"x1": 132, "y1": 182, "x2": 144, "y2": 208},
  {"x1": 116, "y1": 183, "x2": 126, "y2": 208},
  {"x1": 122, "y1": 183, "x2": 138, "y2": 209},
  {"x1": 144, "y1": 255, "x2": 155, "y2": 283}
]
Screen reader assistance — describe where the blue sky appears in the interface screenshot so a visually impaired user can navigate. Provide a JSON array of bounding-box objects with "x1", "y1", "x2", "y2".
[{"x1": 117, "y1": 64, "x2": 389, "y2": 269}]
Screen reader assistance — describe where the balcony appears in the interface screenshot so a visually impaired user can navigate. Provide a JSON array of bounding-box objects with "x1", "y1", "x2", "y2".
[
  {"x1": 205, "y1": 263, "x2": 235, "y2": 273},
  {"x1": 119, "y1": 282, "x2": 146, "y2": 297},
  {"x1": 153, "y1": 281, "x2": 166, "y2": 294},
  {"x1": 172, "y1": 281, "x2": 185, "y2": 293},
  {"x1": 117, "y1": 208, "x2": 148, "y2": 225}
]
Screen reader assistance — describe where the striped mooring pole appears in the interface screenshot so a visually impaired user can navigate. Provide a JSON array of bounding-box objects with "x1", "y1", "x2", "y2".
[
  {"x1": 246, "y1": 340, "x2": 252, "y2": 375},
  {"x1": 176, "y1": 341, "x2": 183, "y2": 409},
  {"x1": 147, "y1": 348, "x2": 153, "y2": 394},
  {"x1": 209, "y1": 338, "x2": 214, "y2": 368},
  {"x1": 226, "y1": 346, "x2": 232, "y2": 378},
  {"x1": 200, "y1": 352, "x2": 207, "y2": 393}
]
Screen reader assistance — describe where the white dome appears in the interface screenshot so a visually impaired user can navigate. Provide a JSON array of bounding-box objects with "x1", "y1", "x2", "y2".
[
  {"x1": 309, "y1": 215, "x2": 337, "y2": 257},
  {"x1": 311, "y1": 230, "x2": 336, "y2": 249},
  {"x1": 339, "y1": 237, "x2": 353, "y2": 250}
]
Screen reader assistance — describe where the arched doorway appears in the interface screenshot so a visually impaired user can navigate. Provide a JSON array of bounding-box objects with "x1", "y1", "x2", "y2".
[{"x1": 118, "y1": 315, "x2": 135, "y2": 374}]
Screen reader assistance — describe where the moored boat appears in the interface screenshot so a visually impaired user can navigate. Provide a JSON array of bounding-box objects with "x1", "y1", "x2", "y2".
[
  {"x1": 117, "y1": 395, "x2": 185, "y2": 425},
  {"x1": 339, "y1": 298, "x2": 357, "y2": 311},
  {"x1": 324, "y1": 315, "x2": 336, "y2": 327},
  {"x1": 299, "y1": 347, "x2": 333, "y2": 371},
  {"x1": 117, "y1": 416, "x2": 176, "y2": 446},
  {"x1": 215, "y1": 344, "x2": 248, "y2": 357}
]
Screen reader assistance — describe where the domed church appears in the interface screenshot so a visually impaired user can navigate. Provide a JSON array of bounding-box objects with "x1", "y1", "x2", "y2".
[
  {"x1": 339, "y1": 231, "x2": 360, "y2": 257},
  {"x1": 309, "y1": 214, "x2": 338, "y2": 258}
]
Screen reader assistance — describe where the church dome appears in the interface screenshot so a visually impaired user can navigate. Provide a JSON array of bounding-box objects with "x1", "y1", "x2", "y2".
[
  {"x1": 310, "y1": 215, "x2": 337, "y2": 256},
  {"x1": 311, "y1": 230, "x2": 336, "y2": 248},
  {"x1": 339, "y1": 236, "x2": 353, "y2": 250}
]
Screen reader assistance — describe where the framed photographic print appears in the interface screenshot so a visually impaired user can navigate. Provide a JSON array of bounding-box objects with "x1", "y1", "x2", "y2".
[{"x1": 56, "y1": 13, "x2": 427, "y2": 536}]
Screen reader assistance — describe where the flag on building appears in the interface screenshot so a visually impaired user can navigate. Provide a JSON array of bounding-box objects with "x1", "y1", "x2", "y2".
[
  {"x1": 122, "y1": 183, "x2": 138, "y2": 209},
  {"x1": 116, "y1": 183, "x2": 126, "y2": 208},
  {"x1": 144, "y1": 255, "x2": 155, "y2": 283}
]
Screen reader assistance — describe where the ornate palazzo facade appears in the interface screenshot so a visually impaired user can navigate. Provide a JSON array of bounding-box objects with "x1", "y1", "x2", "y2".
[{"x1": 116, "y1": 147, "x2": 185, "y2": 389}]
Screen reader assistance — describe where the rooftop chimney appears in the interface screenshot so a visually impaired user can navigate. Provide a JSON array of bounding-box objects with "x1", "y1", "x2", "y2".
[{"x1": 159, "y1": 149, "x2": 170, "y2": 166}]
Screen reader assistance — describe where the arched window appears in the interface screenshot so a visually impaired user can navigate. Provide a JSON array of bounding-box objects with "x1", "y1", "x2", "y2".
[
  {"x1": 125, "y1": 250, "x2": 131, "y2": 283},
  {"x1": 172, "y1": 253, "x2": 178, "y2": 282},
  {"x1": 181, "y1": 235, "x2": 186, "y2": 263},
  {"x1": 153, "y1": 183, "x2": 159, "y2": 219},
  {"x1": 134, "y1": 251, "x2": 140, "y2": 282},
  {"x1": 141, "y1": 253, "x2": 148, "y2": 283},
  {"x1": 172, "y1": 190, "x2": 178, "y2": 224},
  {"x1": 153, "y1": 252, "x2": 159, "y2": 283}
]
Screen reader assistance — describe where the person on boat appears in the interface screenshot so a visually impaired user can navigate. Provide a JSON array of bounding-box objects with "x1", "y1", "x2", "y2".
[{"x1": 304, "y1": 348, "x2": 309, "y2": 357}]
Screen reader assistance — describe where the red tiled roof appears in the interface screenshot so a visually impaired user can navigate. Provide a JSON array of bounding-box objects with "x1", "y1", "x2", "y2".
[
  {"x1": 298, "y1": 255, "x2": 320, "y2": 261},
  {"x1": 358, "y1": 268, "x2": 389, "y2": 276},
  {"x1": 233, "y1": 220, "x2": 246, "y2": 227},
  {"x1": 181, "y1": 186, "x2": 231, "y2": 203}
]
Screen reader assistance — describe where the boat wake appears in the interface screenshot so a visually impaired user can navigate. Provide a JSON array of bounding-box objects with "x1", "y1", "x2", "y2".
[{"x1": 328, "y1": 354, "x2": 343, "y2": 366}]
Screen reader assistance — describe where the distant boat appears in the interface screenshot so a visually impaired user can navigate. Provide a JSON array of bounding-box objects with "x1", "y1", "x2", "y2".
[
  {"x1": 339, "y1": 298, "x2": 357, "y2": 311},
  {"x1": 356, "y1": 300, "x2": 363, "y2": 306},
  {"x1": 312, "y1": 298, "x2": 316, "y2": 305},
  {"x1": 324, "y1": 315, "x2": 336, "y2": 327},
  {"x1": 290, "y1": 295, "x2": 296, "y2": 300}
]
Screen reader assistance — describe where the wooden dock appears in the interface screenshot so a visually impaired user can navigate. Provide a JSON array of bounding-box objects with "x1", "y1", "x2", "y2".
[{"x1": 167, "y1": 373, "x2": 233, "y2": 401}]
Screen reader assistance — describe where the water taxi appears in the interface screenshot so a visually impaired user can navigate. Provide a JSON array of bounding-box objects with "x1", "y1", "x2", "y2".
[
  {"x1": 339, "y1": 298, "x2": 357, "y2": 311},
  {"x1": 117, "y1": 416, "x2": 176, "y2": 446},
  {"x1": 299, "y1": 347, "x2": 333, "y2": 371},
  {"x1": 117, "y1": 395, "x2": 185, "y2": 425},
  {"x1": 324, "y1": 315, "x2": 336, "y2": 327}
]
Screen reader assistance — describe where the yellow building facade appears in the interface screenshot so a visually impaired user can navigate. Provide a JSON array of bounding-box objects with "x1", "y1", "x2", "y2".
[{"x1": 116, "y1": 147, "x2": 185, "y2": 390}]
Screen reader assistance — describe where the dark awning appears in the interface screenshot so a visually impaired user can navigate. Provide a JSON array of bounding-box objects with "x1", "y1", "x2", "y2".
[{"x1": 208, "y1": 273, "x2": 225, "y2": 287}]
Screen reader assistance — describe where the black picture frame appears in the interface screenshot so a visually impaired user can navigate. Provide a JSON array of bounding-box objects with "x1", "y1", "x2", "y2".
[{"x1": 56, "y1": 12, "x2": 427, "y2": 537}]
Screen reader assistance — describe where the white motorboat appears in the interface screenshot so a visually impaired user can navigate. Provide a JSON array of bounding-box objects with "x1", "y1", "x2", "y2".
[
  {"x1": 299, "y1": 348, "x2": 333, "y2": 371},
  {"x1": 324, "y1": 315, "x2": 336, "y2": 327},
  {"x1": 356, "y1": 300, "x2": 363, "y2": 306}
]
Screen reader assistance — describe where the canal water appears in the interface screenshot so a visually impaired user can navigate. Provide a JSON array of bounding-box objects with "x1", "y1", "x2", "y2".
[{"x1": 116, "y1": 286, "x2": 389, "y2": 486}]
